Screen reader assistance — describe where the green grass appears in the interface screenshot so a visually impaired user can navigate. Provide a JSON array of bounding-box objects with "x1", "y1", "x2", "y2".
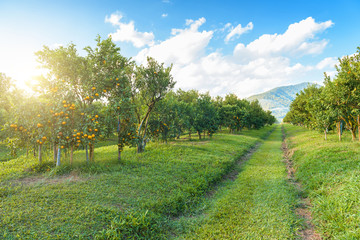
[
  {"x1": 284, "y1": 124, "x2": 360, "y2": 239},
  {"x1": 0, "y1": 126, "x2": 273, "y2": 239},
  {"x1": 179, "y1": 125, "x2": 299, "y2": 239}
]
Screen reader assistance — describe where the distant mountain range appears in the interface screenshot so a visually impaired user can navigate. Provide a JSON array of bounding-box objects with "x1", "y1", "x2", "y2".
[{"x1": 247, "y1": 82, "x2": 313, "y2": 121}]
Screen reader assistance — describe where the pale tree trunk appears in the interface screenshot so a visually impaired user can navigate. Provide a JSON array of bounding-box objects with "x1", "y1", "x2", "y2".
[
  {"x1": 56, "y1": 148, "x2": 61, "y2": 166},
  {"x1": 85, "y1": 145, "x2": 89, "y2": 163},
  {"x1": 70, "y1": 145, "x2": 74, "y2": 165},
  {"x1": 338, "y1": 121, "x2": 342, "y2": 141},
  {"x1": 358, "y1": 115, "x2": 360, "y2": 142},
  {"x1": 324, "y1": 129, "x2": 327, "y2": 141},
  {"x1": 38, "y1": 144, "x2": 42, "y2": 164}
]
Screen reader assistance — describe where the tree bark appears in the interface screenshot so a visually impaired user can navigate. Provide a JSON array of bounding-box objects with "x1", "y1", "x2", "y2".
[
  {"x1": 38, "y1": 144, "x2": 42, "y2": 164},
  {"x1": 358, "y1": 115, "x2": 360, "y2": 142},
  {"x1": 89, "y1": 144, "x2": 94, "y2": 162},
  {"x1": 338, "y1": 121, "x2": 342, "y2": 141},
  {"x1": 324, "y1": 129, "x2": 327, "y2": 141},
  {"x1": 137, "y1": 139, "x2": 145, "y2": 153},
  {"x1": 197, "y1": 131, "x2": 202, "y2": 140},
  {"x1": 70, "y1": 145, "x2": 74, "y2": 165},
  {"x1": 56, "y1": 148, "x2": 61, "y2": 166},
  {"x1": 351, "y1": 129, "x2": 356, "y2": 141},
  {"x1": 85, "y1": 145, "x2": 89, "y2": 163}
]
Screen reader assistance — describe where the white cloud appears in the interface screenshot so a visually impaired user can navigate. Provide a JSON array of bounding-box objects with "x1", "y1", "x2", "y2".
[
  {"x1": 132, "y1": 17, "x2": 334, "y2": 98},
  {"x1": 316, "y1": 57, "x2": 338, "y2": 69},
  {"x1": 105, "y1": 13, "x2": 155, "y2": 48},
  {"x1": 234, "y1": 17, "x2": 333, "y2": 58},
  {"x1": 225, "y1": 22, "x2": 253, "y2": 42},
  {"x1": 161, "y1": 13, "x2": 168, "y2": 18},
  {"x1": 135, "y1": 17, "x2": 212, "y2": 66}
]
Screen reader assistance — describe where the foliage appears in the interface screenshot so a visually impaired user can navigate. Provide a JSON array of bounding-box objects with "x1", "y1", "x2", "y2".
[{"x1": 285, "y1": 46, "x2": 360, "y2": 141}]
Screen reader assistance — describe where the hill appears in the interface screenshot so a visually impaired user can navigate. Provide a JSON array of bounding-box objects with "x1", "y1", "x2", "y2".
[{"x1": 247, "y1": 82, "x2": 313, "y2": 121}]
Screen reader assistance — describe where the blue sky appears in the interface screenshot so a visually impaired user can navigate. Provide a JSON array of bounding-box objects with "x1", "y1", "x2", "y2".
[{"x1": 1, "y1": 0, "x2": 359, "y2": 97}]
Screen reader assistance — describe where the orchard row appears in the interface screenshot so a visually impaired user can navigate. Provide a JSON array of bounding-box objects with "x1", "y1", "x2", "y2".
[
  {"x1": 284, "y1": 46, "x2": 360, "y2": 141},
  {"x1": 0, "y1": 36, "x2": 275, "y2": 165}
]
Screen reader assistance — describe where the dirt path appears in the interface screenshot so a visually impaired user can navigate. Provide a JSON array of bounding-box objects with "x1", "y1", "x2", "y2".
[{"x1": 281, "y1": 125, "x2": 321, "y2": 240}]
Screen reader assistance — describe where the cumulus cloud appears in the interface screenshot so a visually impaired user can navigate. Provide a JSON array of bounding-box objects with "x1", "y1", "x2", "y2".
[
  {"x1": 105, "y1": 13, "x2": 155, "y2": 48},
  {"x1": 135, "y1": 17, "x2": 213, "y2": 66},
  {"x1": 161, "y1": 13, "x2": 168, "y2": 18},
  {"x1": 132, "y1": 17, "x2": 335, "y2": 98},
  {"x1": 225, "y1": 22, "x2": 253, "y2": 42},
  {"x1": 234, "y1": 17, "x2": 333, "y2": 58},
  {"x1": 316, "y1": 57, "x2": 338, "y2": 69}
]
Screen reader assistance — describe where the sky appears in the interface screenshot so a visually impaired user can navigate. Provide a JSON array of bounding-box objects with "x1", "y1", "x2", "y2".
[{"x1": 1, "y1": 0, "x2": 359, "y2": 98}]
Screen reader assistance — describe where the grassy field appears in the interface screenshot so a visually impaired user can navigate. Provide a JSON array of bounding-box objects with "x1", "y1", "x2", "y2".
[
  {"x1": 0, "y1": 126, "x2": 273, "y2": 239},
  {"x1": 180, "y1": 125, "x2": 299, "y2": 239},
  {"x1": 284, "y1": 124, "x2": 360, "y2": 239}
]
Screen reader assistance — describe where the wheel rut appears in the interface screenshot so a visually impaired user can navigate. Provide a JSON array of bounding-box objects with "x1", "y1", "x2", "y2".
[{"x1": 281, "y1": 125, "x2": 321, "y2": 240}]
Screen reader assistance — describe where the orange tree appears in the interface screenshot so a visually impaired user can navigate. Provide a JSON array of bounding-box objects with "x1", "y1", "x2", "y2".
[
  {"x1": 36, "y1": 39, "x2": 107, "y2": 164},
  {"x1": 134, "y1": 57, "x2": 175, "y2": 152},
  {"x1": 193, "y1": 93, "x2": 219, "y2": 139},
  {"x1": 85, "y1": 36, "x2": 137, "y2": 162}
]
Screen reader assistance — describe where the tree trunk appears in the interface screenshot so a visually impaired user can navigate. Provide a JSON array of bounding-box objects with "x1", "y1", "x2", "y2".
[
  {"x1": 38, "y1": 144, "x2": 42, "y2": 164},
  {"x1": 324, "y1": 129, "x2": 327, "y2": 141},
  {"x1": 137, "y1": 139, "x2": 145, "y2": 153},
  {"x1": 358, "y1": 115, "x2": 360, "y2": 142},
  {"x1": 203, "y1": 131, "x2": 205, "y2": 139},
  {"x1": 188, "y1": 130, "x2": 191, "y2": 140},
  {"x1": 197, "y1": 131, "x2": 202, "y2": 140},
  {"x1": 86, "y1": 145, "x2": 89, "y2": 164},
  {"x1": 90, "y1": 144, "x2": 94, "y2": 162},
  {"x1": 351, "y1": 129, "x2": 356, "y2": 141},
  {"x1": 70, "y1": 145, "x2": 74, "y2": 165},
  {"x1": 56, "y1": 148, "x2": 61, "y2": 166},
  {"x1": 338, "y1": 121, "x2": 342, "y2": 141}
]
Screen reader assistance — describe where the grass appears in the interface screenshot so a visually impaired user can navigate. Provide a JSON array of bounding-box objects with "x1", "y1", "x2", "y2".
[
  {"x1": 284, "y1": 124, "x2": 360, "y2": 239},
  {"x1": 0, "y1": 126, "x2": 273, "y2": 239},
  {"x1": 179, "y1": 125, "x2": 299, "y2": 239}
]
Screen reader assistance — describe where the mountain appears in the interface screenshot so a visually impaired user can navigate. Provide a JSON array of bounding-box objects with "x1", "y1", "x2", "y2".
[{"x1": 247, "y1": 82, "x2": 313, "y2": 121}]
